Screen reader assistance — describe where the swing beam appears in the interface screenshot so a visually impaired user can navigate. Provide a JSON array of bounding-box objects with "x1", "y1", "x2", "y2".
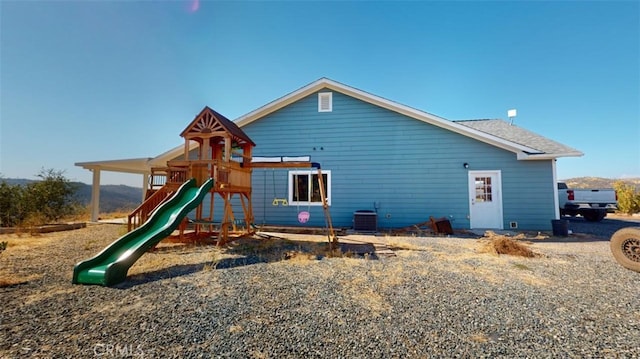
[{"x1": 252, "y1": 160, "x2": 338, "y2": 249}]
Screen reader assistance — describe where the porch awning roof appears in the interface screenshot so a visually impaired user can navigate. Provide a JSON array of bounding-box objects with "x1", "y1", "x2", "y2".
[
  {"x1": 75, "y1": 141, "x2": 200, "y2": 174},
  {"x1": 75, "y1": 158, "x2": 153, "y2": 174}
]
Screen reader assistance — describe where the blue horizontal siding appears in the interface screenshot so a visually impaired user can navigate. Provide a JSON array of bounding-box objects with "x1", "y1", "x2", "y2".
[{"x1": 242, "y1": 89, "x2": 555, "y2": 230}]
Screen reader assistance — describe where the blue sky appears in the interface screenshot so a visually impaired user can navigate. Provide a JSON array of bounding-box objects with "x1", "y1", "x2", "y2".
[{"x1": 1, "y1": 0, "x2": 638, "y2": 187}]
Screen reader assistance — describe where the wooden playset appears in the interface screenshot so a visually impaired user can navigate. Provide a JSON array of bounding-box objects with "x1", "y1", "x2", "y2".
[{"x1": 126, "y1": 106, "x2": 337, "y2": 246}]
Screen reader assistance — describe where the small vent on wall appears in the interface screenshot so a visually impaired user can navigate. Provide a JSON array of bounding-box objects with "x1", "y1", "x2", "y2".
[
  {"x1": 318, "y1": 92, "x2": 332, "y2": 112},
  {"x1": 509, "y1": 221, "x2": 518, "y2": 229}
]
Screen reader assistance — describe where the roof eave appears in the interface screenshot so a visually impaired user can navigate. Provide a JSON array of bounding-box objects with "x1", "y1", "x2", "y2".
[
  {"x1": 517, "y1": 151, "x2": 585, "y2": 160},
  {"x1": 148, "y1": 140, "x2": 199, "y2": 167}
]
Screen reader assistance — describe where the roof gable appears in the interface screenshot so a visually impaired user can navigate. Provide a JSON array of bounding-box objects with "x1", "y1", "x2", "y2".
[
  {"x1": 181, "y1": 106, "x2": 255, "y2": 146},
  {"x1": 234, "y1": 78, "x2": 582, "y2": 159}
]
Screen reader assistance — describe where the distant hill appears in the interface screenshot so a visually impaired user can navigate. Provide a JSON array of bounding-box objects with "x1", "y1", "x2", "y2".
[
  {"x1": 1, "y1": 178, "x2": 142, "y2": 213},
  {"x1": 74, "y1": 183, "x2": 142, "y2": 213},
  {"x1": 1, "y1": 178, "x2": 35, "y2": 186},
  {"x1": 560, "y1": 177, "x2": 640, "y2": 190}
]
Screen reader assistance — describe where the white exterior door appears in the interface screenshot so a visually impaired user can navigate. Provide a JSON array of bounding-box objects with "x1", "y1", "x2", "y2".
[{"x1": 468, "y1": 171, "x2": 503, "y2": 229}]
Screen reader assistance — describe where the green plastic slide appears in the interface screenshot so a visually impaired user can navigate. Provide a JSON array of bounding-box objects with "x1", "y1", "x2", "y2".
[{"x1": 73, "y1": 178, "x2": 214, "y2": 286}]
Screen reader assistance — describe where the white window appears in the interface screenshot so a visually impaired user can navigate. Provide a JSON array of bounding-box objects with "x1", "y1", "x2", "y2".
[
  {"x1": 318, "y1": 92, "x2": 332, "y2": 112},
  {"x1": 288, "y1": 170, "x2": 331, "y2": 206}
]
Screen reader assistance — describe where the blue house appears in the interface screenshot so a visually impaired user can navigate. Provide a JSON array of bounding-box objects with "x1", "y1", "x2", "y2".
[{"x1": 77, "y1": 78, "x2": 582, "y2": 231}]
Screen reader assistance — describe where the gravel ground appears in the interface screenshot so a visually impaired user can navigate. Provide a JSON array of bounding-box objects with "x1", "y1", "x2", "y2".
[
  {"x1": 565, "y1": 214, "x2": 640, "y2": 240},
  {"x1": 1, "y1": 222, "x2": 639, "y2": 358}
]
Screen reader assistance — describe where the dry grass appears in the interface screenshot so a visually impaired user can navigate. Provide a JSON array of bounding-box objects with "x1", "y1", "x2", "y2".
[
  {"x1": 512, "y1": 263, "x2": 532, "y2": 271},
  {"x1": 381, "y1": 233, "x2": 550, "y2": 287},
  {"x1": 384, "y1": 236, "x2": 429, "y2": 251},
  {"x1": 0, "y1": 234, "x2": 48, "y2": 287},
  {"x1": 469, "y1": 333, "x2": 490, "y2": 343},
  {"x1": 283, "y1": 250, "x2": 317, "y2": 262},
  {"x1": 61, "y1": 206, "x2": 91, "y2": 222},
  {"x1": 343, "y1": 281, "x2": 391, "y2": 316},
  {"x1": 0, "y1": 273, "x2": 43, "y2": 288},
  {"x1": 18, "y1": 288, "x2": 76, "y2": 307},
  {"x1": 3, "y1": 234, "x2": 51, "y2": 248},
  {"x1": 67, "y1": 207, "x2": 133, "y2": 222},
  {"x1": 98, "y1": 210, "x2": 133, "y2": 220},
  {"x1": 369, "y1": 262, "x2": 406, "y2": 287},
  {"x1": 0, "y1": 225, "x2": 117, "y2": 288},
  {"x1": 318, "y1": 252, "x2": 407, "y2": 317},
  {"x1": 202, "y1": 247, "x2": 224, "y2": 271}
]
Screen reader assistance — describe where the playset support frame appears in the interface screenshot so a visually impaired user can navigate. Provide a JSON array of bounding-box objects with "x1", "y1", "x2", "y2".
[{"x1": 127, "y1": 107, "x2": 337, "y2": 248}]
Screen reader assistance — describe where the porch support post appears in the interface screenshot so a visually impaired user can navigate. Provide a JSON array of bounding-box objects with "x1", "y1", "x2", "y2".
[
  {"x1": 552, "y1": 159, "x2": 560, "y2": 220},
  {"x1": 142, "y1": 172, "x2": 150, "y2": 201},
  {"x1": 91, "y1": 168, "x2": 101, "y2": 222}
]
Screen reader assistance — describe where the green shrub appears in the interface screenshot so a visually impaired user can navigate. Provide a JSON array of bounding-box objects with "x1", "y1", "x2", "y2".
[
  {"x1": 0, "y1": 168, "x2": 80, "y2": 227},
  {"x1": 0, "y1": 181, "x2": 26, "y2": 227},
  {"x1": 25, "y1": 168, "x2": 79, "y2": 222},
  {"x1": 613, "y1": 181, "x2": 640, "y2": 215}
]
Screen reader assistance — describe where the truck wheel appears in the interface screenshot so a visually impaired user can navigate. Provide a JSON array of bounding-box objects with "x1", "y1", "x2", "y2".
[{"x1": 610, "y1": 227, "x2": 640, "y2": 272}]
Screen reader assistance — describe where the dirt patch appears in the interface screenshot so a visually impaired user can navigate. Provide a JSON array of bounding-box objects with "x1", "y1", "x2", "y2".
[{"x1": 480, "y1": 232, "x2": 538, "y2": 258}]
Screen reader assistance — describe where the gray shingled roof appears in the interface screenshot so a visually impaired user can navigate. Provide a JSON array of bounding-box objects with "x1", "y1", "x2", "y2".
[{"x1": 454, "y1": 119, "x2": 582, "y2": 157}]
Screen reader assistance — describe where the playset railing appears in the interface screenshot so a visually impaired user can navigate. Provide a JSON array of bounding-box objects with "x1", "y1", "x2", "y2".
[
  {"x1": 129, "y1": 160, "x2": 251, "y2": 231},
  {"x1": 165, "y1": 160, "x2": 251, "y2": 190},
  {"x1": 127, "y1": 182, "x2": 180, "y2": 231}
]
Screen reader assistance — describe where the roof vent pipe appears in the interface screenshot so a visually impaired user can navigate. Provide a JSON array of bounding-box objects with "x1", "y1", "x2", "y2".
[{"x1": 508, "y1": 109, "x2": 517, "y2": 125}]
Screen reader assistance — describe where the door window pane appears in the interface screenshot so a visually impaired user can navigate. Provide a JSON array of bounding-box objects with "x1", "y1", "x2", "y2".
[{"x1": 474, "y1": 177, "x2": 493, "y2": 202}]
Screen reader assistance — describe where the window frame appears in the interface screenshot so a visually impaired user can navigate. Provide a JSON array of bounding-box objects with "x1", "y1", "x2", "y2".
[
  {"x1": 288, "y1": 170, "x2": 331, "y2": 206},
  {"x1": 318, "y1": 92, "x2": 333, "y2": 112},
  {"x1": 474, "y1": 176, "x2": 493, "y2": 202}
]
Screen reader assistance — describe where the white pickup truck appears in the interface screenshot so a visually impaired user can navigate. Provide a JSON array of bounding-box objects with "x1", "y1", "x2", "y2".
[{"x1": 557, "y1": 182, "x2": 618, "y2": 222}]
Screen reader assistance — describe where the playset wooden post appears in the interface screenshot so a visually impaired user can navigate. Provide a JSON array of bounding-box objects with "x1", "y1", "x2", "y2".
[{"x1": 127, "y1": 106, "x2": 337, "y2": 246}]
